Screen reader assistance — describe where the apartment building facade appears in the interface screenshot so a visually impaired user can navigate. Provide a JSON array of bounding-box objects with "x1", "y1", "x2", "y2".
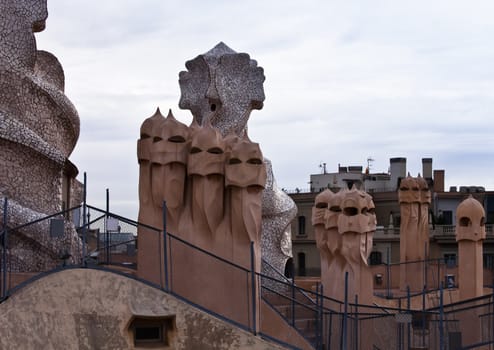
[{"x1": 289, "y1": 157, "x2": 494, "y2": 276}]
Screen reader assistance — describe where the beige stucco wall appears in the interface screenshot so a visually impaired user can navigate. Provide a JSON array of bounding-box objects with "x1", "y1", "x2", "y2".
[{"x1": 0, "y1": 268, "x2": 288, "y2": 350}]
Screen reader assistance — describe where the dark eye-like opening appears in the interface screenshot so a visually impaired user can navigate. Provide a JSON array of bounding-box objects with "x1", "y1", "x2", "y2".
[
  {"x1": 210, "y1": 103, "x2": 216, "y2": 112},
  {"x1": 459, "y1": 217, "x2": 472, "y2": 227},
  {"x1": 141, "y1": 133, "x2": 150, "y2": 139},
  {"x1": 361, "y1": 208, "x2": 368, "y2": 215},
  {"x1": 400, "y1": 186, "x2": 409, "y2": 191},
  {"x1": 190, "y1": 147, "x2": 201, "y2": 154},
  {"x1": 481, "y1": 217, "x2": 486, "y2": 226},
  {"x1": 247, "y1": 158, "x2": 262, "y2": 165},
  {"x1": 153, "y1": 137, "x2": 162, "y2": 143},
  {"x1": 207, "y1": 147, "x2": 224, "y2": 154},
  {"x1": 330, "y1": 206, "x2": 341, "y2": 213},
  {"x1": 168, "y1": 135, "x2": 186, "y2": 143},
  {"x1": 315, "y1": 203, "x2": 328, "y2": 209},
  {"x1": 368, "y1": 208, "x2": 376, "y2": 214},
  {"x1": 343, "y1": 207, "x2": 358, "y2": 216},
  {"x1": 229, "y1": 158, "x2": 241, "y2": 165}
]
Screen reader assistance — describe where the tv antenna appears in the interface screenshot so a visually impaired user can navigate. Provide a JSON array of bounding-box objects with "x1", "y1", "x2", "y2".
[
  {"x1": 319, "y1": 162, "x2": 327, "y2": 174},
  {"x1": 366, "y1": 157, "x2": 374, "y2": 172}
]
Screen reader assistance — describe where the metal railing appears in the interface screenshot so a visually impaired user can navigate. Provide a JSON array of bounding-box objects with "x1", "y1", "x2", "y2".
[
  {"x1": 2, "y1": 176, "x2": 494, "y2": 349},
  {"x1": 372, "y1": 257, "x2": 459, "y2": 299},
  {"x1": 431, "y1": 224, "x2": 494, "y2": 236}
]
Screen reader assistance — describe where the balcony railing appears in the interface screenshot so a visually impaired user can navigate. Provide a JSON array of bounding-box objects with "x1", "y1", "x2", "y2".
[
  {"x1": 373, "y1": 225, "x2": 494, "y2": 237},
  {"x1": 432, "y1": 224, "x2": 493, "y2": 236}
]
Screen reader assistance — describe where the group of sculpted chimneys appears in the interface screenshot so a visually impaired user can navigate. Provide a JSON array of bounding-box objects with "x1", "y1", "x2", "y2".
[
  {"x1": 138, "y1": 109, "x2": 267, "y2": 268},
  {"x1": 312, "y1": 173, "x2": 486, "y2": 306},
  {"x1": 312, "y1": 186, "x2": 377, "y2": 303}
]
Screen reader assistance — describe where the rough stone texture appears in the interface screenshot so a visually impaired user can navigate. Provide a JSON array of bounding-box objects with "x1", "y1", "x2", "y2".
[
  {"x1": 177, "y1": 42, "x2": 296, "y2": 277},
  {"x1": 179, "y1": 42, "x2": 265, "y2": 136},
  {"x1": 398, "y1": 174, "x2": 431, "y2": 291},
  {"x1": 0, "y1": 268, "x2": 287, "y2": 350},
  {"x1": 0, "y1": 0, "x2": 83, "y2": 271}
]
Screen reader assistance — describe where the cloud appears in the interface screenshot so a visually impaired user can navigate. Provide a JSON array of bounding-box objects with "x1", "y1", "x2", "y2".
[{"x1": 31, "y1": 0, "x2": 494, "y2": 218}]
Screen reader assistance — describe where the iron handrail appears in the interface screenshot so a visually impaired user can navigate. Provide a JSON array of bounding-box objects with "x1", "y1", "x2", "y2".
[
  {"x1": 166, "y1": 232, "x2": 251, "y2": 273},
  {"x1": 261, "y1": 283, "x2": 319, "y2": 313},
  {"x1": 261, "y1": 258, "x2": 318, "y2": 306},
  {"x1": 428, "y1": 292, "x2": 494, "y2": 311},
  {"x1": 86, "y1": 205, "x2": 161, "y2": 232},
  {"x1": 7, "y1": 205, "x2": 82, "y2": 232}
]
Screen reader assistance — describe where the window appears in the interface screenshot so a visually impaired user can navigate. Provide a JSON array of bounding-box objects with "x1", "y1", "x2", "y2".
[
  {"x1": 297, "y1": 216, "x2": 306, "y2": 236},
  {"x1": 484, "y1": 254, "x2": 494, "y2": 269},
  {"x1": 369, "y1": 251, "x2": 382, "y2": 265},
  {"x1": 443, "y1": 253, "x2": 457, "y2": 267},
  {"x1": 135, "y1": 325, "x2": 162, "y2": 343},
  {"x1": 442, "y1": 211, "x2": 453, "y2": 225},
  {"x1": 129, "y1": 317, "x2": 174, "y2": 347}
]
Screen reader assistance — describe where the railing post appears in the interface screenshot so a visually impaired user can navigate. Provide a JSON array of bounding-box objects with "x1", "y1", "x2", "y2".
[
  {"x1": 328, "y1": 310, "x2": 333, "y2": 349},
  {"x1": 437, "y1": 258, "x2": 440, "y2": 291},
  {"x1": 439, "y1": 282, "x2": 444, "y2": 350},
  {"x1": 314, "y1": 283, "x2": 319, "y2": 349},
  {"x1": 2, "y1": 197, "x2": 8, "y2": 299},
  {"x1": 82, "y1": 173, "x2": 87, "y2": 267},
  {"x1": 319, "y1": 283, "x2": 324, "y2": 350},
  {"x1": 341, "y1": 271, "x2": 348, "y2": 350},
  {"x1": 162, "y1": 201, "x2": 169, "y2": 292},
  {"x1": 424, "y1": 242, "x2": 428, "y2": 289},
  {"x1": 250, "y1": 241, "x2": 257, "y2": 334},
  {"x1": 354, "y1": 294, "x2": 358, "y2": 350},
  {"x1": 105, "y1": 188, "x2": 110, "y2": 265},
  {"x1": 407, "y1": 286, "x2": 411, "y2": 350},
  {"x1": 398, "y1": 298, "x2": 402, "y2": 350},
  {"x1": 387, "y1": 247, "x2": 391, "y2": 298},
  {"x1": 422, "y1": 285, "x2": 426, "y2": 348},
  {"x1": 291, "y1": 269, "x2": 295, "y2": 327}
]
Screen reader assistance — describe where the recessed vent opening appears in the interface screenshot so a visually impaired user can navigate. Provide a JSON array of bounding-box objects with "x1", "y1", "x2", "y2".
[{"x1": 129, "y1": 316, "x2": 175, "y2": 348}]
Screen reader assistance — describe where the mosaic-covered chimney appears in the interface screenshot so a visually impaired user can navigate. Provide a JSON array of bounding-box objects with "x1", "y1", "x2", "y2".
[{"x1": 0, "y1": 0, "x2": 83, "y2": 271}]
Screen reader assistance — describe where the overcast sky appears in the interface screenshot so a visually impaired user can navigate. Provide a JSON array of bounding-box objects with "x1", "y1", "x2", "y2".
[{"x1": 36, "y1": 0, "x2": 494, "y2": 219}]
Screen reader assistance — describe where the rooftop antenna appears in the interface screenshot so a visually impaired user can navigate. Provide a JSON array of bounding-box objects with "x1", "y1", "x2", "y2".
[
  {"x1": 319, "y1": 162, "x2": 327, "y2": 174},
  {"x1": 366, "y1": 157, "x2": 374, "y2": 173}
]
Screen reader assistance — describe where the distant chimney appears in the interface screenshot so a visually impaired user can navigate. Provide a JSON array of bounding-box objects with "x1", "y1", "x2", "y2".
[
  {"x1": 389, "y1": 157, "x2": 406, "y2": 190},
  {"x1": 348, "y1": 166, "x2": 363, "y2": 173},
  {"x1": 433, "y1": 170, "x2": 445, "y2": 192},
  {"x1": 422, "y1": 158, "x2": 432, "y2": 179}
]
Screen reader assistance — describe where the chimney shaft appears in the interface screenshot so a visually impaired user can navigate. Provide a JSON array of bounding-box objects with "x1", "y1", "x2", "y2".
[
  {"x1": 389, "y1": 157, "x2": 406, "y2": 190},
  {"x1": 433, "y1": 170, "x2": 445, "y2": 192},
  {"x1": 422, "y1": 158, "x2": 433, "y2": 179}
]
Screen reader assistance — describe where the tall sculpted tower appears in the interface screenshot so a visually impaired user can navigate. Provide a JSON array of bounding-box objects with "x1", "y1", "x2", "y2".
[
  {"x1": 0, "y1": 0, "x2": 82, "y2": 271},
  {"x1": 456, "y1": 195, "x2": 485, "y2": 300},
  {"x1": 399, "y1": 174, "x2": 431, "y2": 291},
  {"x1": 177, "y1": 43, "x2": 296, "y2": 280},
  {"x1": 455, "y1": 195, "x2": 486, "y2": 347}
]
